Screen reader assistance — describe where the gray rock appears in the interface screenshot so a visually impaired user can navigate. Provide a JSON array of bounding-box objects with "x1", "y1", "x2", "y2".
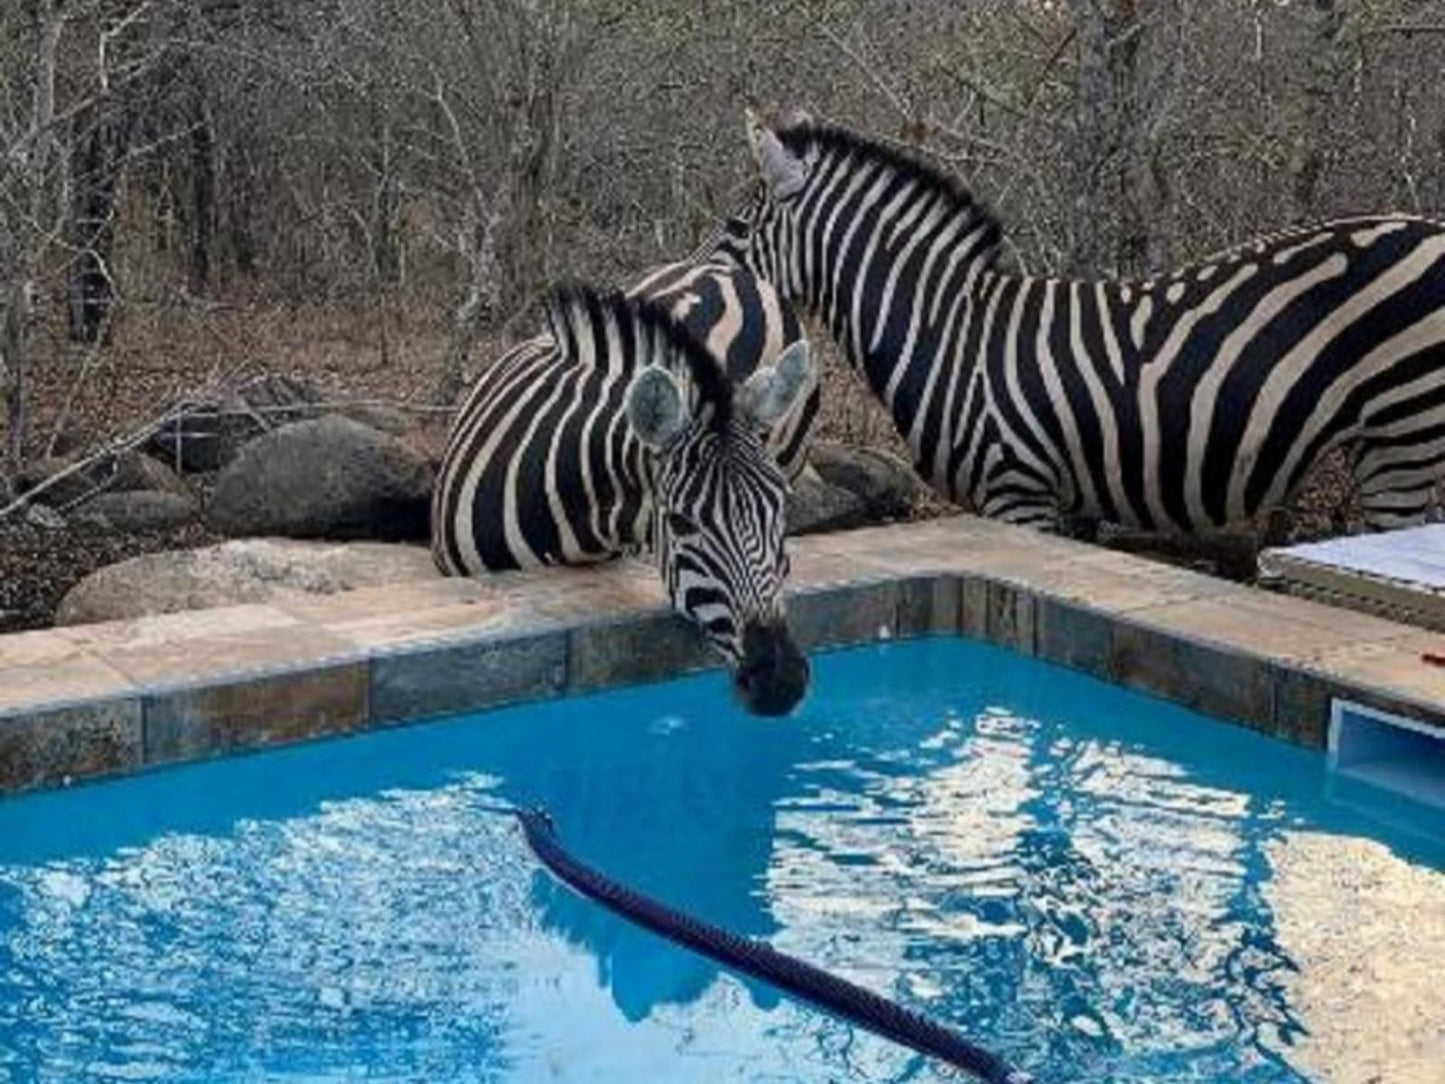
[
  {"x1": 108, "y1": 451, "x2": 188, "y2": 496},
  {"x1": 339, "y1": 403, "x2": 415, "y2": 437},
  {"x1": 24, "y1": 502, "x2": 66, "y2": 530},
  {"x1": 809, "y1": 442, "x2": 922, "y2": 521},
  {"x1": 18, "y1": 449, "x2": 188, "y2": 509},
  {"x1": 149, "y1": 374, "x2": 327, "y2": 472},
  {"x1": 16, "y1": 456, "x2": 88, "y2": 507},
  {"x1": 55, "y1": 537, "x2": 438, "y2": 626},
  {"x1": 76, "y1": 490, "x2": 198, "y2": 532},
  {"x1": 207, "y1": 415, "x2": 434, "y2": 542},
  {"x1": 787, "y1": 469, "x2": 868, "y2": 536}
]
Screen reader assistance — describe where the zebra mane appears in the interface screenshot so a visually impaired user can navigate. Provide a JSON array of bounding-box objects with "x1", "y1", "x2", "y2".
[
  {"x1": 776, "y1": 121, "x2": 1004, "y2": 265},
  {"x1": 544, "y1": 284, "x2": 733, "y2": 433}
]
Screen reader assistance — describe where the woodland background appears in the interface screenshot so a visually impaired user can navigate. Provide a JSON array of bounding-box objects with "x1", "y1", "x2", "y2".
[{"x1": 2, "y1": 0, "x2": 1444, "y2": 624}]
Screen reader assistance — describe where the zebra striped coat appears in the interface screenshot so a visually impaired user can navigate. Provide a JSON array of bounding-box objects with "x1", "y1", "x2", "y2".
[
  {"x1": 727, "y1": 117, "x2": 1445, "y2": 532},
  {"x1": 432, "y1": 259, "x2": 814, "y2": 574},
  {"x1": 430, "y1": 270, "x2": 816, "y2": 715}
]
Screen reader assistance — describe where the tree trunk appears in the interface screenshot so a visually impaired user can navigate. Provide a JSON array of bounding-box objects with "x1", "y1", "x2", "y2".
[
  {"x1": 2, "y1": 282, "x2": 27, "y2": 476},
  {"x1": 227, "y1": 136, "x2": 258, "y2": 276},
  {"x1": 494, "y1": 78, "x2": 560, "y2": 314},
  {"x1": 434, "y1": 205, "x2": 502, "y2": 406},
  {"x1": 188, "y1": 99, "x2": 216, "y2": 296},
  {"x1": 1066, "y1": 0, "x2": 1150, "y2": 278},
  {"x1": 4, "y1": 0, "x2": 64, "y2": 473},
  {"x1": 1291, "y1": 0, "x2": 1345, "y2": 222},
  {"x1": 67, "y1": 114, "x2": 126, "y2": 343},
  {"x1": 372, "y1": 119, "x2": 403, "y2": 285}
]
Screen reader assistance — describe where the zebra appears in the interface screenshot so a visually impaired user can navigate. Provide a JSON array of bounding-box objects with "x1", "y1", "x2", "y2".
[
  {"x1": 431, "y1": 274, "x2": 815, "y2": 716},
  {"x1": 718, "y1": 112, "x2": 1445, "y2": 534}
]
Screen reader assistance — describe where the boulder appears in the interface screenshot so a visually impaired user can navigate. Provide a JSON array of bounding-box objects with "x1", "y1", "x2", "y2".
[
  {"x1": 206, "y1": 414, "x2": 433, "y2": 541},
  {"x1": 808, "y1": 442, "x2": 922, "y2": 521},
  {"x1": 75, "y1": 490, "x2": 198, "y2": 532},
  {"x1": 55, "y1": 537, "x2": 438, "y2": 626},
  {"x1": 339, "y1": 402, "x2": 415, "y2": 437},
  {"x1": 108, "y1": 451, "x2": 188, "y2": 496},
  {"x1": 787, "y1": 469, "x2": 868, "y2": 536},
  {"x1": 16, "y1": 456, "x2": 89, "y2": 507},
  {"x1": 148, "y1": 374, "x2": 327, "y2": 472},
  {"x1": 16, "y1": 449, "x2": 187, "y2": 509}
]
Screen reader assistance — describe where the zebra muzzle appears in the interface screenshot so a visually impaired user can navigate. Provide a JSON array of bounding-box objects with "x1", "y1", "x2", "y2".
[{"x1": 734, "y1": 619, "x2": 809, "y2": 717}]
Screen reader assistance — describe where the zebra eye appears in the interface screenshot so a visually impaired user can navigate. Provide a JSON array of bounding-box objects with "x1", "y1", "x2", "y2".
[{"x1": 667, "y1": 512, "x2": 698, "y2": 537}]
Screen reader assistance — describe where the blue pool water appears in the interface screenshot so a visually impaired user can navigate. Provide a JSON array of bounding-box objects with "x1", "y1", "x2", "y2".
[{"x1": 2, "y1": 638, "x2": 1442, "y2": 1083}]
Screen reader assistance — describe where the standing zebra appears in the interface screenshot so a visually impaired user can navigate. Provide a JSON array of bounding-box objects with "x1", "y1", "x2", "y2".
[
  {"x1": 431, "y1": 275, "x2": 814, "y2": 716},
  {"x1": 720, "y1": 113, "x2": 1445, "y2": 533}
]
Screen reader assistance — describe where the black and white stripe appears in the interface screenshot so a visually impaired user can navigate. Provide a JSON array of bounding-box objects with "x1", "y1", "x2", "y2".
[
  {"x1": 432, "y1": 260, "x2": 812, "y2": 572},
  {"x1": 726, "y1": 117, "x2": 1445, "y2": 532},
  {"x1": 430, "y1": 271, "x2": 815, "y2": 713}
]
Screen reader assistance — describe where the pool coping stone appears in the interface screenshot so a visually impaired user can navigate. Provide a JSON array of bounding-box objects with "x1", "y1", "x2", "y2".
[{"x1": 2, "y1": 514, "x2": 1442, "y2": 795}]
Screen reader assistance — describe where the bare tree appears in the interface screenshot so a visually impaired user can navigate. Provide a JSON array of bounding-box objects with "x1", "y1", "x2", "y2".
[{"x1": 1, "y1": 0, "x2": 67, "y2": 478}]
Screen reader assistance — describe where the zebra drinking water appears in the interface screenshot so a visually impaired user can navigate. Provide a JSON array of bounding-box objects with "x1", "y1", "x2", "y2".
[
  {"x1": 431, "y1": 276, "x2": 814, "y2": 716},
  {"x1": 719, "y1": 113, "x2": 1445, "y2": 533}
]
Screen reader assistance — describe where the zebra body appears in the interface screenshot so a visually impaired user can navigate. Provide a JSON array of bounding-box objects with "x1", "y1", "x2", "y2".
[
  {"x1": 432, "y1": 259, "x2": 814, "y2": 573},
  {"x1": 430, "y1": 272, "x2": 815, "y2": 715},
  {"x1": 728, "y1": 117, "x2": 1445, "y2": 532}
]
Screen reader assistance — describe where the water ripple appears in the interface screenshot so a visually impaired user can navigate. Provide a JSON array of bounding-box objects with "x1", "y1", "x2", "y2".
[{"x1": 1, "y1": 640, "x2": 1441, "y2": 1082}]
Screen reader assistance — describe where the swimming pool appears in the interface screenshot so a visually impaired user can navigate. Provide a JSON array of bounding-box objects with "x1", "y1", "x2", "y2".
[{"x1": 1, "y1": 638, "x2": 1440, "y2": 1082}]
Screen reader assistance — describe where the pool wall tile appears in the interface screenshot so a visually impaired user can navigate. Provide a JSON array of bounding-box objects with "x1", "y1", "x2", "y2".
[
  {"x1": 567, "y1": 613, "x2": 715, "y2": 693},
  {"x1": 144, "y1": 662, "x2": 369, "y2": 765},
  {"x1": 0, "y1": 699, "x2": 143, "y2": 792},
  {"x1": 895, "y1": 575, "x2": 962, "y2": 636},
  {"x1": 372, "y1": 632, "x2": 568, "y2": 722},
  {"x1": 1035, "y1": 598, "x2": 1114, "y2": 678},
  {"x1": 987, "y1": 581, "x2": 1037, "y2": 655},
  {"x1": 959, "y1": 578, "x2": 989, "y2": 642},
  {"x1": 789, "y1": 581, "x2": 898, "y2": 650},
  {"x1": 1110, "y1": 620, "x2": 1274, "y2": 730},
  {"x1": 1270, "y1": 666, "x2": 1336, "y2": 748},
  {"x1": 960, "y1": 578, "x2": 1036, "y2": 654}
]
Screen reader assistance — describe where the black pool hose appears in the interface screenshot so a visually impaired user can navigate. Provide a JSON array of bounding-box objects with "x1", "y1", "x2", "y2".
[{"x1": 515, "y1": 807, "x2": 1034, "y2": 1084}]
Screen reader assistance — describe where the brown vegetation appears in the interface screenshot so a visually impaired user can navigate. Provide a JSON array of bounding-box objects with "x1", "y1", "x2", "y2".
[{"x1": 2, "y1": 1, "x2": 1443, "y2": 627}]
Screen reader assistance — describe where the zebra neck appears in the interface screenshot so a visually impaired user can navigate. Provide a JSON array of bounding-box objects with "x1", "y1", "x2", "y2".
[{"x1": 807, "y1": 227, "x2": 1001, "y2": 492}]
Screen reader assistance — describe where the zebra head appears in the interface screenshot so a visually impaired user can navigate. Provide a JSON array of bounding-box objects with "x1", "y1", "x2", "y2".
[{"x1": 548, "y1": 287, "x2": 814, "y2": 716}]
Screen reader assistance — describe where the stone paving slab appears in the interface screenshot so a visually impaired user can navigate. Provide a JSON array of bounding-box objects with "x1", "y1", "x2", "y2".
[{"x1": 2, "y1": 514, "x2": 1442, "y2": 796}]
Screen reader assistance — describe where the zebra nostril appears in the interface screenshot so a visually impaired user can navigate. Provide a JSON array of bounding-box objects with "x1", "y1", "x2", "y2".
[{"x1": 734, "y1": 620, "x2": 808, "y2": 717}]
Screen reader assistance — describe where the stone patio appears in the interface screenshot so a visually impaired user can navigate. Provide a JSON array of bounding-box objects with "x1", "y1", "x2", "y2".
[{"x1": 2, "y1": 514, "x2": 1442, "y2": 794}]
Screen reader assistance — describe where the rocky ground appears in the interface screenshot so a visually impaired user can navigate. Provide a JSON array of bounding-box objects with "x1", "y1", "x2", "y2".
[{"x1": 0, "y1": 519, "x2": 224, "y2": 634}]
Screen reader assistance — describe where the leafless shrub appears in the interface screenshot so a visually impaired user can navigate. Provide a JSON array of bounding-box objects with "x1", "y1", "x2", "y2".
[{"x1": 3, "y1": 0, "x2": 1442, "y2": 505}]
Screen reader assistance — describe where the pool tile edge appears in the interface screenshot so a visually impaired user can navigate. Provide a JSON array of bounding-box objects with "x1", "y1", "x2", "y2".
[{"x1": 2, "y1": 516, "x2": 1442, "y2": 796}]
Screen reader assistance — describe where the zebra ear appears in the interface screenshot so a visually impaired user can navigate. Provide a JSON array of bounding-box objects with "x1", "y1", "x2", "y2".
[
  {"x1": 745, "y1": 109, "x2": 807, "y2": 200},
  {"x1": 779, "y1": 105, "x2": 814, "y2": 130},
  {"x1": 626, "y1": 366, "x2": 691, "y2": 449},
  {"x1": 738, "y1": 339, "x2": 812, "y2": 429}
]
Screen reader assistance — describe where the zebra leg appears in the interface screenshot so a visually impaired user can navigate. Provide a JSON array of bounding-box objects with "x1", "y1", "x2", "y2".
[
  {"x1": 979, "y1": 491, "x2": 1062, "y2": 530},
  {"x1": 1351, "y1": 432, "x2": 1445, "y2": 531},
  {"x1": 974, "y1": 448, "x2": 1065, "y2": 531},
  {"x1": 1059, "y1": 515, "x2": 1101, "y2": 542}
]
